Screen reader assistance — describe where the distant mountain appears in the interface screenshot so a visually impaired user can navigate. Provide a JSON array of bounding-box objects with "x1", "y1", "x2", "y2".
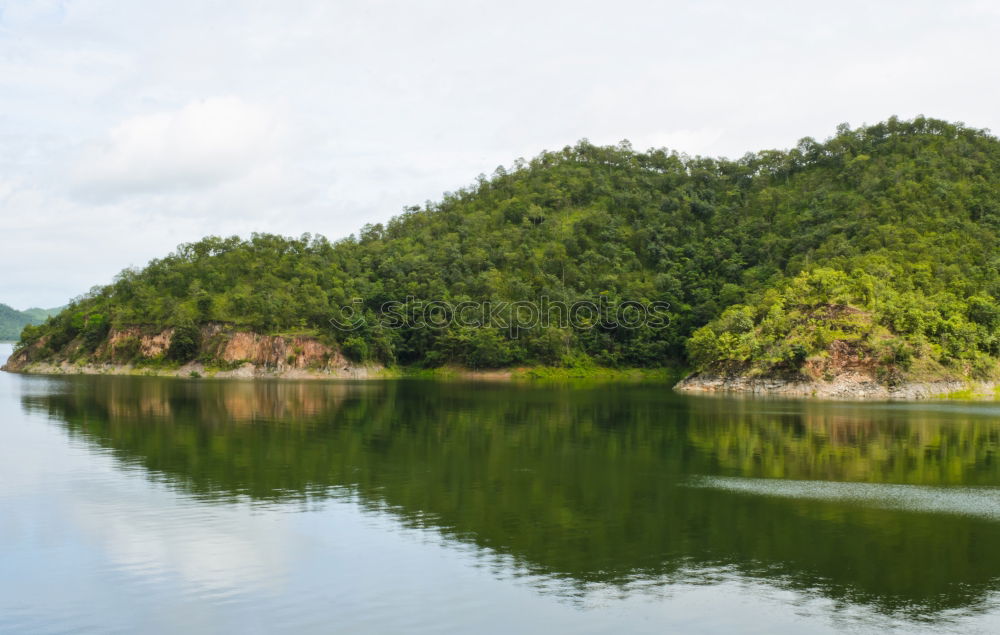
[
  {"x1": 0, "y1": 304, "x2": 61, "y2": 341},
  {"x1": 20, "y1": 307, "x2": 59, "y2": 322}
]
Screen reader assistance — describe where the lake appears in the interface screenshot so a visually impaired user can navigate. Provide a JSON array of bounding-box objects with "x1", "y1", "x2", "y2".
[{"x1": 3, "y1": 341, "x2": 1000, "y2": 634}]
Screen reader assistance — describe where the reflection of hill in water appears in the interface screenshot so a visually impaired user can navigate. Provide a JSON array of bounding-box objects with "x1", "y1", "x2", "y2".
[{"x1": 23, "y1": 376, "x2": 1000, "y2": 617}]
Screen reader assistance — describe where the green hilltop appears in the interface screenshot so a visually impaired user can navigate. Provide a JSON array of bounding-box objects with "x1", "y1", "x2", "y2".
[
  {"x1": 0, "y1": 304, "x2": 60, "y2": 341},
  {"x1": 13, "y1": 116, "x2": 1000, "y2": 384}
]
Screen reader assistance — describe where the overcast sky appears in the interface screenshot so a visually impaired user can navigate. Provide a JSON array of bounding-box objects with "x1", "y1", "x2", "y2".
[{"x1": 2, "y1": 0, "x2": 999, "y2": 309}]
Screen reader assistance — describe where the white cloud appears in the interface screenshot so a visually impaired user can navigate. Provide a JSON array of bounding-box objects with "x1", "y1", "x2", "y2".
[{"x1": 72, "y1": 97, "x2": 285, "y2": 200}]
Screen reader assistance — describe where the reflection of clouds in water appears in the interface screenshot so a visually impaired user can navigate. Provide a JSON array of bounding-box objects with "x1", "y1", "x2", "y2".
[
  {"x1": 690, "y1": 476, "x2": 1000, "y2": 521},
  {"x1": 70, "y1": 492, "x2": 294, "y2": 596}
]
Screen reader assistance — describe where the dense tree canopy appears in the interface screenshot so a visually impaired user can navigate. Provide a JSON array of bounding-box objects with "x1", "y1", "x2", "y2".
[{"x1": 16, "y1": 117, "x2": 1000, "y2": 379}]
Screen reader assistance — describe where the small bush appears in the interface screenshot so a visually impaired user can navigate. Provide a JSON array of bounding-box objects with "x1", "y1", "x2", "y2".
[
  {"x1": 341, "y1": 336, "x2": 369, "y2": 362},
  {"x1": 81, "y1": 314, "x2": 110, "y2": 352},
  {"x1": 112, "y1": 335, "x2": 142, "y2": 362},
  {"x1": 167, "y1": 324, "x2": 201, "y2": 362}
]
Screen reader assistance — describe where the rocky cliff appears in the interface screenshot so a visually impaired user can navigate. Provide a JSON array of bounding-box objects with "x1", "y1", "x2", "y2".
[
  {"x1": 2, "y1": 323, "x2": 379, "y2": 379},
  {"x1": 674, "y1": 372, "x2": 996, "y2": 400}
]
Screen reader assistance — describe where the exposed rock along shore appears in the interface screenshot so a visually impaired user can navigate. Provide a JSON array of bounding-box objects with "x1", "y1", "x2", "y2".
[
  {"x1": 0, "y1": 358, "x2": 380, "y2": 380},
  {"x1": 1, "y1": 324, "x2": 381, "y2": 379},
  {"x1": 674, "y1": 373, "x2": 995, "y2": 400}
]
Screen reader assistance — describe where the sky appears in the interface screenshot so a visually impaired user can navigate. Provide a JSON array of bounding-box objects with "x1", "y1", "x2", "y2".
[{"x1": 2, "y1": 0, "x2": 999, "y2": 309}]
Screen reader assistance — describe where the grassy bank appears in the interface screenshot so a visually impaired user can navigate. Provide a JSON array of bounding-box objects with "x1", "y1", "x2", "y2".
[
  {"x1": 932, "y1": 386, "x2": 1000, "y2": 400},
  {"x1": 381, "y1": 364, "x2": 685, "y2": 384},
  {"x1": 4, "y1": 355, "x2": 685, "y2": 386}
]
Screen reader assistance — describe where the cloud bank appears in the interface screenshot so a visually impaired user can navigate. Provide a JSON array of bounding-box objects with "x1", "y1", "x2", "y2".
[{"x1": 1, "y1": 0, "x2": 999, "y2": 308}]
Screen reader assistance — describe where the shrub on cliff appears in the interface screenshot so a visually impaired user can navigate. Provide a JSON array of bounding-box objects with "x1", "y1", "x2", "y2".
[
  {"x1": 167, "y1": 324, "x2": 201, "y2": 362},
  {"x1": 81, "y1": 314, "x2": 109, "y2": 352}
]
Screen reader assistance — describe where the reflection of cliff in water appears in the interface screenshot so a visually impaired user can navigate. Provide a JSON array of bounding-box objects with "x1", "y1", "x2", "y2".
[{"x1": 22, "y1": 376, "x2": 1000, "y2": 617}]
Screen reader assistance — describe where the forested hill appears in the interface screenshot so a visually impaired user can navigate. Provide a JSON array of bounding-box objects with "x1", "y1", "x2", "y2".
[
  {"x1": 13, "y1": 117, "x2": 1000, "y2": 383},
  {"x1": 0, "y1": 305, "x2": 60, "y2": 341}
]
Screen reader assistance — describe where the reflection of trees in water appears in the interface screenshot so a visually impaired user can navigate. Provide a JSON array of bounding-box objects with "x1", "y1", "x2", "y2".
[
  {"x1": 686, "y1": 398, "x2": 1000, "y2": 485},
  {"x1": 23, "y1": 377, "x2": 1000, "y2": 617}
]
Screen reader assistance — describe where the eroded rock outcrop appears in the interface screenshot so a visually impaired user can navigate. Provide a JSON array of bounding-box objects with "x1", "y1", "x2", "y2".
[
  {"x1": 673, "y1": 372, "x2": 992, "y2": 400},
  {"x1": 2, "y1": 323, "x2": 378, "y2": 379}
]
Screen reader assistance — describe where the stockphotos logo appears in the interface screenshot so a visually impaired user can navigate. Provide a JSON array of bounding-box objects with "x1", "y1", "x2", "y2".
[{"x1": 330, "y1": 297, "x2": 670, "y2": 336}]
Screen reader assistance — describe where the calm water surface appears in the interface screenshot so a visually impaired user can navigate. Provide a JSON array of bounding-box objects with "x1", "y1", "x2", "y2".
[{"x1": 3, "y1": 341, "x2": 1000, "y2": 633}]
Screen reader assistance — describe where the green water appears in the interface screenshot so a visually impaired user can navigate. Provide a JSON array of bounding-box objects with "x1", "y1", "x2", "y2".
[{"x1": 3, "y1": 342, "x2": 1000, "y2": 633}]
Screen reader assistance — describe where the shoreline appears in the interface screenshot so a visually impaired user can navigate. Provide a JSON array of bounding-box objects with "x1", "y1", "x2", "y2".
[
  {"x1": 3, "y1": 342, "x2": 996, "y2": 399},
  {"x1": 1, "y1": 358, "x2": 383, "y2": 380},
  {"x1": 0, "y1": 357, "x2": 682, "y2": 384},
  {"x1": 674, "y1": 373, "x2": 1000, "y2": 401}
]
